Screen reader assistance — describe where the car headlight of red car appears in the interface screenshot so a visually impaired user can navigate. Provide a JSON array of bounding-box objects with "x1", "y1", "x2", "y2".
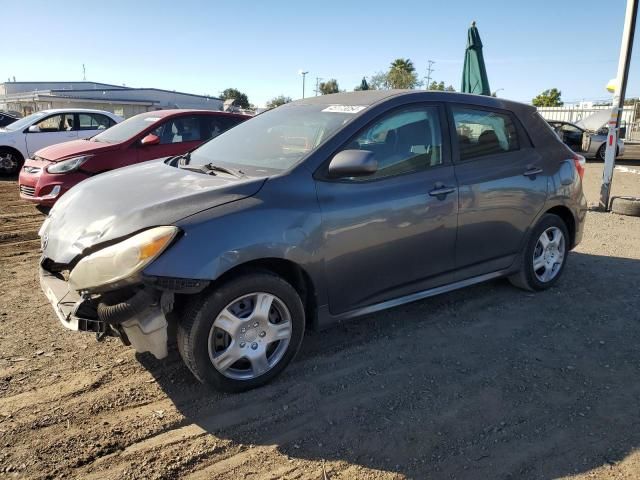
[{"x1": 46, "y1": 155, "x2": 93, "y2": 174}]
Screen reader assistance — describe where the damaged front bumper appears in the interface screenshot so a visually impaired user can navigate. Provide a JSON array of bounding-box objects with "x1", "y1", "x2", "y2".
[{"x1": 39, "y1": 267, "x2": 170, "y2": 359}]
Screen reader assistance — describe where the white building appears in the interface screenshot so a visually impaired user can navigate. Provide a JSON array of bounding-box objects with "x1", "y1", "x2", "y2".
[{"x1": 0, "y1": 81, "x2": 223, "y2": 118}]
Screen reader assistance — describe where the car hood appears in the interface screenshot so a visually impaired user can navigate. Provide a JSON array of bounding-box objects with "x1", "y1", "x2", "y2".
[
  {"x1": 36, "y1": 139, "x2": 120, "y2": 161},
  {"x1": 40, "y1": 160, "x2": 267, "y2": 265},
  {"x1": 575, "y1": 110, "x2": 610, "y2": 132}
]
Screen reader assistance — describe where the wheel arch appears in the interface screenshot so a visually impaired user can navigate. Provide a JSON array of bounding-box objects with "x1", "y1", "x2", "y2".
[
  {"x1": 196, "y1": 257, "x2": 318, "y2": 331},
  {"x1": 0, "y1": 145, "x2": 25, "y2": 161},
  {"x1": 544, "y1": 204, "x2": 576, "y2": 248}
]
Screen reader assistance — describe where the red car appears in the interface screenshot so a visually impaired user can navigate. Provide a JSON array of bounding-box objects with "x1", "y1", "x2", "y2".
[{"x1": 19, "y1": 109, "x2": 249, "y2": 206}]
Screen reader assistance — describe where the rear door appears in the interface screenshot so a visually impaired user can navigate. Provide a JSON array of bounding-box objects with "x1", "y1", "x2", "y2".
[
  {"x1": 316, "y1": 104, "x2": 458, "y2": 314},
  {"x1": 136, "y1": 115, "x2": 203, "y2": 162},
  {"x1": 450, "y1": 105, "x2": 547, "y2": 270},
  {"x1": 25, "y1": 113, "x2": 78, "y2": 157}
]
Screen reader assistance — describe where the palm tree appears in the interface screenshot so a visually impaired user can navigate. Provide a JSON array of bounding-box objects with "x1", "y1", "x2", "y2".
[{"x1": 390, "y1": 58, "x2": 415, "y2": 74}]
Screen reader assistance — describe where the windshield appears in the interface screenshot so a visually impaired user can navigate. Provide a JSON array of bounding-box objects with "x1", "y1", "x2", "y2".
[
  {"x1": 187, "y1": 104, "x2": 360, "y2": 173},
  {"x1": 3, "y1": 111, "x2": 48, "y2": 131},
  {"x1": 91, "y1": 112, "x2": 163, "y2": 143}
]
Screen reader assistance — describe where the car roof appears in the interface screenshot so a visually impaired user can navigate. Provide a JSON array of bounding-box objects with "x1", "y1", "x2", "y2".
[
  {"x1": 131, "y1": 109, "x2": 250, "y2": 119},
  {"x1": 37, "y1": 108, "x2": 119, "y2": 116},
  {"x1": 291, "y1": 89, "x2": 535, "y2": 112}
]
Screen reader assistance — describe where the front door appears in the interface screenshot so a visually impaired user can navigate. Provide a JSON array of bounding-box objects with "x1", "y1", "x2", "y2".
[
  {"x1": 25, "y1": 113, "x2": 78, "y2": 157},
  {"x1": 450, "y1": 105, "x2": 548, "y2": 270},
  {"x1": 316, "y1": 105, "x2": 458, "y2": 314},
  {"x1": 136, "y1": 115, "x2": 204, "y2": 164}
]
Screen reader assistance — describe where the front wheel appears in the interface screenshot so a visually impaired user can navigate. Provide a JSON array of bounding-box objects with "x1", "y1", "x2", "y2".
[
  {"x1": 596, "y1": 144, "x2": 619, "y2": 161},
  {"x1": 0, "y1": 148, "x2": 24, "y2": 176},
  {"x1": 177, "y1": 272, "x2": 305, "y2": 392},
  {"x1": 509, "y1": 214, "x2": 569, "y2": 291}
]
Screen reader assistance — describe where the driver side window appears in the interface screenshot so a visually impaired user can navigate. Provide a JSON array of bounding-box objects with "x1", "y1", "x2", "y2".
[
  {"x1": 153, "y1": 116, "x2": 202, "y2": 144},
  {"x1": 35, "y1": 113, "x2": 75, "y2": 132},
  {"x1": 336, "y1": 106, "x2": 443, "y2": 181}
]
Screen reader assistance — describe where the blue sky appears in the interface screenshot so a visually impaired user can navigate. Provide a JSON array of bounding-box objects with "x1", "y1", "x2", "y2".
[{"x1": 2, "y1": 0, "x2": 639, "y2": 107}]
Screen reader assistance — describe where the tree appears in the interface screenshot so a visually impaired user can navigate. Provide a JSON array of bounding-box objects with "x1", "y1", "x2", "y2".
[
  {"x1": 390, "y1": 58, "x2": 415, "y2": 74},
  {"x1": 368, "y1": 71, "x2": 388, "y2": 90},
  {"x1": 354, "y1": 77, "x2": 370, "y2": 91},
  {"x1": 532, "y1": 88, "x2": 563, "y2": 107},
  {"x1": 220, "y1": 88, "x2": 250, "y2": 109},
  {"x1": 266, "y1": 95, "x2": 292, "y2": 109},
  {"x1": 445, "y1": 85, "x2": 456, "y2": 92},
  {"x1": 319, "y1": 79, "x2": 340, "y2": 95},
  {"x1": 387, "y1": 58, "x2": 420, "y2": 89},
  {"x1": 428, "y1": 81, "x2": 447, "y2": 91}
]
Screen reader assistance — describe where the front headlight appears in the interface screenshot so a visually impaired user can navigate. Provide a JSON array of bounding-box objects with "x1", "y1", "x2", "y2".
[
  {"x1": 47, "y1": 155, "x2": 93, "y2": 174},
  {"x1": 69, "y1": 226, "x2": 179, "y2": 292}
]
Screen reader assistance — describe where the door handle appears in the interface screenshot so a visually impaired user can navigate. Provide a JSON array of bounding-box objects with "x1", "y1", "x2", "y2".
[
  {"x1": 523, "y1": 166, "x2": 543, "y2": 177},
  {"x1": 428, "y1": 186, "x2": 456, "y2": 197}
]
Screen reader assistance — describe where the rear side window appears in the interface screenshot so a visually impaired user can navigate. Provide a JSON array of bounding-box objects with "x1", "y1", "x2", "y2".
[
  {"x1": 336, "y1": 106, "x2": 443, "y2": 181},
  {"x1": 78, "y1": 113, "x2": 114, "y2": 130},
  {"x1": 452, "y1": 107, "x2": 519, "y2": 161},
  {"x1": 201, "y1": 115, "x2": 245, "y2": 141}
]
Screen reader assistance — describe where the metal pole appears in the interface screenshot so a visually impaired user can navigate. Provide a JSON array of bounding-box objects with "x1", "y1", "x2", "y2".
[{"x1": 599, "y1": 0, "x2": 638, "y2": 210}]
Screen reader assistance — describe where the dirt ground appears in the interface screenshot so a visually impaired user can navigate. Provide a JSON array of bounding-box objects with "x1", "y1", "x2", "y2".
[{"x1": 1, "y1": 151, "x2": 640, "y2": 480}]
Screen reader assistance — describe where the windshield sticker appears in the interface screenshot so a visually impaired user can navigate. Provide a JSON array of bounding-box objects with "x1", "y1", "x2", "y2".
[
  {"x1": 144, "y1": 117, "x2": 161, "y2": 122},
  {"x1": 322, "y1": 105, "x2": 367, "y2": 114}
]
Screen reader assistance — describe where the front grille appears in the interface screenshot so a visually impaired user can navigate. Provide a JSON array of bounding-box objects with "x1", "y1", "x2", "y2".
[{"x1": 19, "y1": 185, "x2": 35, "y2": 196}]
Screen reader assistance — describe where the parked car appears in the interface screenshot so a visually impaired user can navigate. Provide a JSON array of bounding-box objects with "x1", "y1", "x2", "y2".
[
  {"x1": 0, "y1": 112, "x2": 19, "y2": 128},
  {"x1": 19, "y1": 109, "x2": 249, "y2": 206},
  {"x1": 0, "y1": 108, "x2": 122, "y2": 176},
  {"x1": 547, "y1": 119, "x2": 625, "y2": 161},
  {"x1": 38, "y1": 91, "x2": 587, "y2": 392}
]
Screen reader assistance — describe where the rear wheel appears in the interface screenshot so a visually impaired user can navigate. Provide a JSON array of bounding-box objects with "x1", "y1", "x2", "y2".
[
  {"x1": 0, "y1": 148, "x2": 24, "y2": 176},
  {"x1": 509, "y1": 214, "x2": 569, "y2": 291},
  {"x1": 177, "y1": 272, "x2": 305, "y2": 392}
]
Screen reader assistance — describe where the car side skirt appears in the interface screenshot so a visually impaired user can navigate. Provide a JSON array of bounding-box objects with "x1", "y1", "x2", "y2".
[{"x1": 315, "y1": 268, "x2": 513, "y2": 330}]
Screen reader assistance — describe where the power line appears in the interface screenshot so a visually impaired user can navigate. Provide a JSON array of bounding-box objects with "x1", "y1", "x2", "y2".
[
  {"x1": 315, "y1": 77, "x2": 323, "y2": 96},
  {"x1": 425, "y1": 60, "x2": 435, "y2": 89}
]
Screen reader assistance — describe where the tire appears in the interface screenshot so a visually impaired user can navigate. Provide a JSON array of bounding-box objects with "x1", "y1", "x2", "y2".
[
  {"x1": 509, "y1": 214, "x2": 570, "y2": 292},
  {"x1": 177, "y1": 272, "x2": 305, "y2": 393},
  {"x1": 0, "y1": 148, "x2": 24, "y2": 176},
  {"x1": 611, "y1": 196, "x2": 640, "y2": 217},
  {"x1": 596, "y1": 144, "x2": 619, "y2": 161}
]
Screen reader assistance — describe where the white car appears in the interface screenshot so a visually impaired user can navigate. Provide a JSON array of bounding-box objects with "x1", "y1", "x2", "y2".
[{"x1": 0, "y1": 108, "x2": 123, "y2": 175}]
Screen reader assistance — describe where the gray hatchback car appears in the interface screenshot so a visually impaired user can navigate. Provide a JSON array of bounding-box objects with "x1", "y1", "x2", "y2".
[{"x1": 39, "y1": 90, "x2": 587, "y2": 392}]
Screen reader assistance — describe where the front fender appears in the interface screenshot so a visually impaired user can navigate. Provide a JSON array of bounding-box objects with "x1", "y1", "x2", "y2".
[{"x1": 143, "y1": 170, "x2": 328, "y2": 304}]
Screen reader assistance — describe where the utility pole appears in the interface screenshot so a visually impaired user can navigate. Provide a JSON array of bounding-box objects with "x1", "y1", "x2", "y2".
[
  {"x1": 599, "y1": 0, "x2": 638, "y2": 210},
  {"x1": 299, "y1": 70, "x2": 309, "y2": 99},
  {"x1": 425, "y1": 60, "x2": 435, "y2": 89},
  {"x1": 315, "y1": 77, "x2": 323, "y2": 96},
  {"x1": 82, "y1": 64, "x2": 86, "y2": 81}
]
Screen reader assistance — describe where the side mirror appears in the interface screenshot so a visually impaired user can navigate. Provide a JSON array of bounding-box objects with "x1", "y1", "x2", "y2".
[
  {"x1": 328, "y1": 149, "x2": 377, "y2": 178},
  {"x1": 28, "y1": 125, "x2": 40, "y2": 133},
  {"x1": 140, "y1": 133, "x2": 160, "y2": 146}
]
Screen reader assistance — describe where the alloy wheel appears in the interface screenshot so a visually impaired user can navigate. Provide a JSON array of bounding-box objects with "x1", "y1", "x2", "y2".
[
  {"x1": 207, "y1": 292, "x2": 292, "y2": 380},
  {"x1": 532, "y1": 226, "x2": 566, "y2": 283},
  {"x1": 0, "y1": 152, "x2": 18, "y2": 174}
]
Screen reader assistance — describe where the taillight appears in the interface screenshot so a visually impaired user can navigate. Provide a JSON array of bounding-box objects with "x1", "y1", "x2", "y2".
[{"x1": 573, "y1": 154, "x2": 586, "y2": 180}]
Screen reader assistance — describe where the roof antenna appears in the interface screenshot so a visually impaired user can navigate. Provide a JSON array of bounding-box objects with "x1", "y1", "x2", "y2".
[{"x1": 82, "y1": 64, "x2": 86, "y2": 81}]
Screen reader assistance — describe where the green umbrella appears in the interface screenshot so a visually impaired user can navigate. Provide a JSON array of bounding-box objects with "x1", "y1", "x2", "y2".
[{"x1": 461, "y1": 21, "x2": 491, "y2": 96}]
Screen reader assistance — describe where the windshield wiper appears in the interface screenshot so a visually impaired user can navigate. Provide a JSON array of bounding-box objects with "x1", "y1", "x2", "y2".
[
  {"x1": 203, "y1": 163, "x2": 245, "y2": 177},
  {"x1": 177, "y1": 159, "x2": 244, "y2": 177}
]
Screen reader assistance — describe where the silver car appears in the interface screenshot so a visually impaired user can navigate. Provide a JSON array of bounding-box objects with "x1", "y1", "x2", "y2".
[{"x1": 548, "y1": 120, "x2": 625, "y2": 161}]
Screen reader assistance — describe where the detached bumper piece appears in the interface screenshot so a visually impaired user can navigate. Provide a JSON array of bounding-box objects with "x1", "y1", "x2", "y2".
[{"x1": 39, "y1": 268, "x2": 170, "y2": 359}]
